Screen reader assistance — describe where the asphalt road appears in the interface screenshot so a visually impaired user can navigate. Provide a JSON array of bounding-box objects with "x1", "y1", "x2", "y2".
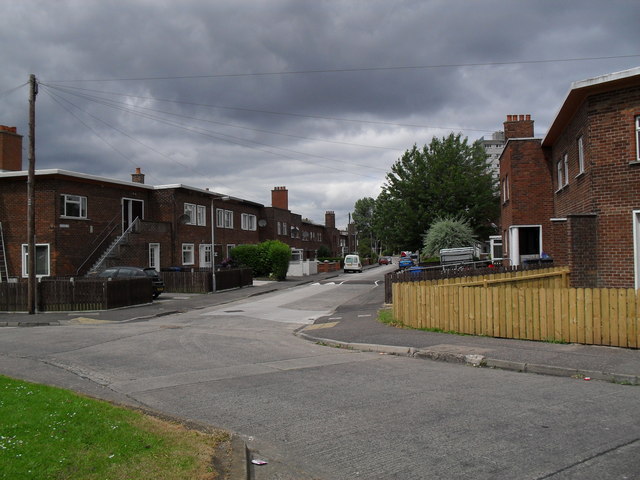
[{"x1": 1, "y1": 266, "x2": 639, "y2": 479}]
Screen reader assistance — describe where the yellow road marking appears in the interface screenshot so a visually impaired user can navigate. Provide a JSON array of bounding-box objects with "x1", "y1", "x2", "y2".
[{"x1": 304, "y1": 321, "x2": 339, "y2": 330}]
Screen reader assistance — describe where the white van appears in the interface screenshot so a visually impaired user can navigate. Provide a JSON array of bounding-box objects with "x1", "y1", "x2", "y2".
[{"x1": 343, "y1": 254, "x2": 362, "y2": 273}]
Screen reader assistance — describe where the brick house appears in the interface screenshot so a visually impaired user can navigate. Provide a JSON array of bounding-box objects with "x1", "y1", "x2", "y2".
[
  {"x1": 499, "y1": 67, "x2": 640, "y2": 289},
  {"x1": 0, "y1": 128, "x2": 344, "y2": 280}
]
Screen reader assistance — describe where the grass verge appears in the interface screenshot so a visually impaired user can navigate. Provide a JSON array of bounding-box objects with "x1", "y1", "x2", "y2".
[{"x1": 0, "y1": 375, "x2": 230, "y2": 480}]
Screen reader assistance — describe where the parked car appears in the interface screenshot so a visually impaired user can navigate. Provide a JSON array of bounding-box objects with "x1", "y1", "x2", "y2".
[
  {"x1": 398, "y1": 257, "x2": 414, "y2": 269},
  {"x1": 343, "y1": 254, "x2": 363, "y2": 273},
  {"x1": 378, "y1": 256, "x2": 392, "y2": 265},
  {"x1": 97, "y1": 266, "x2": 165, "y2": 298}
]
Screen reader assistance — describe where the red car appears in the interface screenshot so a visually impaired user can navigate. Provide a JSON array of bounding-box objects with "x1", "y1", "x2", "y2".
[{"x1": 378, "y1": 256, "x2": 392, "y2": 265}]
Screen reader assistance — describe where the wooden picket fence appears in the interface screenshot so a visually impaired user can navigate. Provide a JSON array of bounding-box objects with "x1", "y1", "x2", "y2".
[{"x1": 392, "y1": 267, "x2": 640, "y2": 348}]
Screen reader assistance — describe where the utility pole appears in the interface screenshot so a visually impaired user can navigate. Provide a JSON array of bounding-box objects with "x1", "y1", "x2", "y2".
[{"x1": 27, "y1": 74, "x2": 37, "y2": 314}]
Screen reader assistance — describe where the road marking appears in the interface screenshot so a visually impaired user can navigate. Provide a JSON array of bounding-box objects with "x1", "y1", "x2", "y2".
[
  {"x1": 329, "y1": 317, "x2": 342, "y2": 320},
  {"x1": 304, "y1": 322, "x2": 339, "y2": 330},
  {"x1": 68, "y1": 317, "x2": 114, "y2": 324},
  {"x1": 357, "y1": 314, "x2": 372, "y2": 318}
]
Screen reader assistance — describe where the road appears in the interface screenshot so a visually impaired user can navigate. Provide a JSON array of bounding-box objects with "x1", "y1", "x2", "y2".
[{"x1": 1, "y1": 265, "x2": 639, "y2": 479}]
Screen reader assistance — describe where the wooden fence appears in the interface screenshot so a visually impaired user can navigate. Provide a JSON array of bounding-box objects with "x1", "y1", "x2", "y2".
[
  {"x1": 392, "y1": 267, "x2": 640, "y2": 348},
  {"x1": 159, "y1": 268, "x2": 252, "y2": 293},
  {"x1": 0, "y1": 278, "x2": 153, "y2": 312}
]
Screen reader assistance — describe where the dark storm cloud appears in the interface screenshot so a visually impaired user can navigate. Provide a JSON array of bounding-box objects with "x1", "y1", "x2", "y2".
[{"x1": 1, "y1": 0, "x2": 639, "y2": 226}]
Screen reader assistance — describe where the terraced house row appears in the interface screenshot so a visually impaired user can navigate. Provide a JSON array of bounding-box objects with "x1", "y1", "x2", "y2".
[{"x1": 0, "y1": 133, "x2": 346, "y2": 280}]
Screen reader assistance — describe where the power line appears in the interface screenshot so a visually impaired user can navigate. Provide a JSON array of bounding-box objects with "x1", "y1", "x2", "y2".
[
  {"x1": 42, "y1": 83, "x2": 493, "y2": 133},
  {"x1": 45, "y1": 54, "x2": 640, "y2": 83}
]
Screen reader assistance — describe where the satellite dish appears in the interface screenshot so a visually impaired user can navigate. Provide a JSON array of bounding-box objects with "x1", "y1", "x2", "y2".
[
  {"x1": 177, "y1": 214, "x2": 190, "y2": 224},
  {"x1": 258, "y1": 219, "x2": 267, "y2": 227}
]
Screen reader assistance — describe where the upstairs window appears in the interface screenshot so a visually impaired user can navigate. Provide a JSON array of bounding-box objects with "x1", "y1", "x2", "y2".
[
  {"x1": 184, "y1": 203, "x2": 196, "y2": 225},
  {"x1": 557, "y1": 160, "x2": 564, "y2": 190},
  {"x1": 563, "y1": 153, "x2": 569, "y2": 186},
  {"x1": 217, "y1": 209, "x2": 234, "y2": 228},
  {"x1": 241, "y1": 213, "x2": 256, "y2": 231},
  {"x1": 577, "y1": 136, "x2": 585, "y2": 174},
  {"x1": 197, "y1": 205, "x2": 206, "y2": 226},
  {"x1": 61, "y1": 194, "x2": 87, "y2": 219}
]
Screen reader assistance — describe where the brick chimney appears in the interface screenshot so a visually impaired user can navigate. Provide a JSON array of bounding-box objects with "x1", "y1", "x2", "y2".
[
  {"x1": 271, "y1": 186, "x2": 288, "y2": 210},
  {"x1": 325, "y1": 211, "x2": 336, "y2": 229},
  {"x1": 0, "y1": 125, "x2": 23, "y2": 171},
  {"x1": 131, "y1": 167, "x2": 145, "y2": 184},
  {"x1": 504, "y1": 114, "x2": 534, "y2": 140}
]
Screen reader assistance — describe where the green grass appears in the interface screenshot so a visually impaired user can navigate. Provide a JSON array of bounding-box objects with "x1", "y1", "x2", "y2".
[
  {"x1": 0, "y1": 375, "x2": 229, "y2": 480},
  {"x1": 378, "y1": 308, "x2": 466, "y2": 335}
]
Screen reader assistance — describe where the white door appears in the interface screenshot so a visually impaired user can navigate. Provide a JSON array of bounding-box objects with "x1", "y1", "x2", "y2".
[
  {"x1": 199, "y1": 244, "x2": 212, "y2": 268},
  {"x1": 149, "y1": 243, "x2": 160, "y2": 271},
  {"x1": 634, "y1": 210, "x2": 640, "y2": 290}
]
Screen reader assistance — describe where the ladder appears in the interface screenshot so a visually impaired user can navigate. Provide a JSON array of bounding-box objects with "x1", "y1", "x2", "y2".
[{"x1": 0, "y1": 222, "x2": 8, "y2": 282}]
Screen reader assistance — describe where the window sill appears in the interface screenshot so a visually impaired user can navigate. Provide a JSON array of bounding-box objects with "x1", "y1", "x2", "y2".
[
  {"x1": 629, "y1": 160, "x2": 640, "y2": 166},
  {"x1": 575, "y1": 171, "x2": 585, "y2": 179}
]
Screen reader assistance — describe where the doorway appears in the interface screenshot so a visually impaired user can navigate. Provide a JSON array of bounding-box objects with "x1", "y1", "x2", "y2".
[
  {"x1": 508, "y1": 225, "x2": 542, "y2": 266},
  {"x1": 122, "y1": 198, "x2": 144, "y2": 232}
]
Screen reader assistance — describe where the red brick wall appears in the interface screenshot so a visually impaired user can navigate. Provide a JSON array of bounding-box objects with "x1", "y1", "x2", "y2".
[
  {"x1": 499, "y1": 137, "x2": 554, "y2": 263},
  {"x1": 550, "y1": 85, "x2": 640, "y2": 287},
  {"x1": 0, "y1": 126, "x2": 22, "y2": 171}
]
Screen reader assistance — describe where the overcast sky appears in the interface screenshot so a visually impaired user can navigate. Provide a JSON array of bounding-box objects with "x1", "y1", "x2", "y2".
[{"x1": 1, "y1": 1, "x2": 638, "y2": 228}]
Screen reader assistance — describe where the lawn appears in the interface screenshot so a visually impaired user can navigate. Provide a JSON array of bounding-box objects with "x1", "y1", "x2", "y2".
[{"x1": 0, "y1": 375, "x2": 229, "y2": 479}]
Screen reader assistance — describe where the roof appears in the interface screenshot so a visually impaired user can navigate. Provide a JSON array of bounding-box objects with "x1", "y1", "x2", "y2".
[
  {"x1": 0, "y1": 168, "x2": 263, "y2": 206},
  {"x1": 542, "y1": 66, "x2": 640, "y2": 147}
]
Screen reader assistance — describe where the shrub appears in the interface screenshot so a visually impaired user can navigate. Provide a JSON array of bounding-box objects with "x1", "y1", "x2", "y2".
[
  {"x1": 230, "y1": 241, "x2": 291, "y2": 280},
  {"x1": 421, "y1": 215, "x2": 475, "y2": 259}
]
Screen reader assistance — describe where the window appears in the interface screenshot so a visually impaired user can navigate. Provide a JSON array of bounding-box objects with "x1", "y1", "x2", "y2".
[
  {"x1": 557, "y1": 160, "x2": 564, "y2": 190},
  {"x1": 182, "y1": 244, "x2": 194, "y2": 265},
  {"x1": 60, "y1": 194, "x2": 87, "y2": 219},
  {"x1": 197, "y1": 205, "x2": 206, "y2": 226},
  {"x1": 563, "y1": 153, "x2": 569, "y2": 186},
  {"x1": 21, "y1": 244, "x2": 50, "y2": 277},
  {"x1": 241, "y1": 213, "x2": 256, "y2": 231},
  {"x1": 224, "y1": 210, "x2": 233, "y2": 228},
  {"x1": 502, "y1": 175, "x2": 509, "y2": 202},
  {"x1": 184, "y1": 203, "x2": 196, "y2": 224},
  {"x1": 577, "y1": 136, "x2": 585, "y2": 174},
  {"x1": 216, "y1": 209, "x2": 233, "y2": 228},
  {"x1": 636, "y1": 116, "x2": 640, "y2": 162},
  {"x1": 277, "y1": 221, "x2": 282, "y2": 235}
]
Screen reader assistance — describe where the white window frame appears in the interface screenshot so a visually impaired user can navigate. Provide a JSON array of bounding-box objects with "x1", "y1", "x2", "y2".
[
  {"x1": 577, "y1": 136, "x2": 585, "y2": 175},
  {"x1": 182, "y1": 243, "x2": 195, "y2": 265},
  {"x1": 60, "y1": 194, "x2": 87, "y2": 219},
  {"x1": 224, "y1": 210, "x2": 233, "y2": 229},
  {"x1": 21, "y1": 243, "x2": 50, "y2": 277},
  {"x1": 556, "y1": 160, "x2": 564, "y2": 191},
  {"x1": 241, "y1": 213, "x2": 256, "y2": 231},
  {"x1": 563, "y1": 153, "x2": 569, "y2": 186},
  {"x1": 216, "y1": 208, "x2": 224, "y2": 227},
  {"x1": 196, "y1": 205, "x2": 206, "y2": 226},
  {"x1": 226, "y1": 244, "x2": 236, "y2": 258},
  {"x1": 184, "y1": 203, "x2": 196, "y2": 225}
]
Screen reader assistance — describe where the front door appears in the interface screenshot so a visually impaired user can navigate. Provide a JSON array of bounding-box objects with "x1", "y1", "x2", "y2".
[
  {"x1": 634, "y1": 210, "x2": 640, "y2": 290},
  {"x1": 149, "y1": 243, "x2": 160, "y2": 271},
  {"x1": 508, "y1": 225, "x2": 541, "y2": 266},
  {"x1": 122, "y1": 198, "x2": 144, "y2": 232},
  {"x1": 199, "y1": 244, "x2": 212, "y2": 268}
]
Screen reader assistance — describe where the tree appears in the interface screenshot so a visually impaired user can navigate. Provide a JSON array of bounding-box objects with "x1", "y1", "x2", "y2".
[
  {"x1": 421, "y1": 215, "x2": 475, "y2": 258},
  {"x1": 352, "y1": 197, "x2": 377, "y2": 257},
  {"x1": 377, "y1": 133, "x2": 499, "y2": 251}
]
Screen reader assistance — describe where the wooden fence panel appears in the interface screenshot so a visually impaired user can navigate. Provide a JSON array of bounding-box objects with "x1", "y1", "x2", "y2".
[{"x1": 391, "y1": 280, "x2": 640, "y2": 348}]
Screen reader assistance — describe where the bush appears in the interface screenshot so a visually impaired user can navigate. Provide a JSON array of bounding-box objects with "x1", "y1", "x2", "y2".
[
  {"x1": 230, "y1": 240, "x2": 291, "y2": 280},
  {"x1": 421, "y1": 215, "x2": 475, "y2": 259},
  {"x1": 317, "y1": 245, "x2": 331, "y2": 258}
]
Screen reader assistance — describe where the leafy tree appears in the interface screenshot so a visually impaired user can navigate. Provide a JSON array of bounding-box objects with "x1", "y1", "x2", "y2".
[
  {"x1": 352, "y1": 197, "x2": 377, "y2": 257},
  {"x1": 421, "y1": 215, "x2": 475, "y2": 258},
  {"x1": 378, "y1": 133, "x2": 498, "y2": 251}
]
